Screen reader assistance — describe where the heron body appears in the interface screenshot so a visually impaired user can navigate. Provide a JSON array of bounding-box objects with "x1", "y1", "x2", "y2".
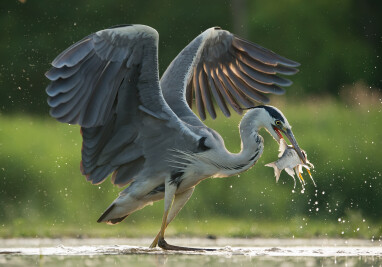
[{"x1": 46, "y1": 25, "x2": 303, "y2": 250}]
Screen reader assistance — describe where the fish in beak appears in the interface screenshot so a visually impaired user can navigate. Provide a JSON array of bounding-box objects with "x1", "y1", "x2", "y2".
[
  {"x1": 265, "y1": 139, "x2": 316, "y2": 189},
  {"x1": 283, "y1": 128, "x2": 307, "y2": 165},
  {"x1": 273, "y1": 126, "x2": 307, "y2": 165}
]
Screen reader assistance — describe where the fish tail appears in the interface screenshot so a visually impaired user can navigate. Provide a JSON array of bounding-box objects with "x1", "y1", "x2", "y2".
[
  {"x1": 265, "y1": 162, "x2": 281, "y2": 182},
  {"x1": 294, "y1": 166, "x2": 305, "y2": 190},
  {"x1": 306, "y1": 169, "x2": 317, "y2": 187}
]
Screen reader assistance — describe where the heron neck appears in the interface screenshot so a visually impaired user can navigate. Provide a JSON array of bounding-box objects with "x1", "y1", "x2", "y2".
[
  {"x1": 214, "y1": 111, "x2": 264, "y2": 178},
  {"x1": 237, "y1": 114, "x2": 263, "y2": 158}
]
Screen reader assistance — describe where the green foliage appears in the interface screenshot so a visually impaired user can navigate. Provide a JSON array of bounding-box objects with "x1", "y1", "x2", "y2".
[
  {"x1": 0, "y1": 0, "x2": 381, "y2": 238},
  {"x1": 0, "y1": 0, "x2": 380, "y2": 114},
  {"x1": 247, "y1": 0, "x2": 381, "y2": 96},
  {"x1": 0, "y1": 100, "x2": 381, "y2": 238}
]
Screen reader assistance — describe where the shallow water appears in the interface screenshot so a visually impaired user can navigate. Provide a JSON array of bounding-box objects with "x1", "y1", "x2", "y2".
[
  {"x1": 1, "y1": 238, "x2": 381, "y2": 266},
  {"x1": 3, "y1": 255, "x2": 382, "y2": 267}
]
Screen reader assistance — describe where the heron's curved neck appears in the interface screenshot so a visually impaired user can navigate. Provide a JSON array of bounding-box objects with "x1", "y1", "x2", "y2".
[
  {"x1": 237, "y1": 109, "x2": 265, "y2": 158},
  {"x1": 239, "y1": 109, "x2": 265, "y2": 144},
  {"x1": 215, "y1": 110, "x2": 265, "y2": 177}
]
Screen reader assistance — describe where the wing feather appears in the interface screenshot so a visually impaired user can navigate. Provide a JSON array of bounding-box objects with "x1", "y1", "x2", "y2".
[
  {"x1": 198, "y1": 68, "x2": 216, "y2": 119},
  {"x1": 228, "y1": 62, "x2": 285, "y2": 95},
  {"x1": 223, "y1": 66, "x2": 270, "y2": 103},
  {"x1": 161, "y1": 27, "x2": 300, "y2": 122},
  {"x1": 45, "y1": 63, "x2": 82, "y2": 81},
  {"x1": 193, "y1": 65, "x2": 206, "y2": 120},
  {"x1": 216, "y1": 67, "x2": 253, "y2": 108},
  {"x1": 236, "y1": 51, "x2": 299, "y2": 76},
  {"x1": 211, "y1": 68, "x2": 242, "y2": 114},
  {"x1": 46, "y1": 25, "x2": 200, "y2": 187},
  {"x1": 236, "y1": 59, "x2": 292, "y2": 87},
  {"x1": 52, "y1": 37, "x2": 94, "y2": 68},
  {"x1": 232, "y1": 36, "x2": 300, "y2": 67},
  {"x1": 204, "y1": 64, "x2": 230, "y2": 117},
  {"x1": 111, "y1": 157, "x2": 145, "y2": 187}
]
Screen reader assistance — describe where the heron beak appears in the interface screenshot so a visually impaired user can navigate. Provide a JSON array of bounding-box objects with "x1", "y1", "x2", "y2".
[
  {"x1": 272, "y1": 126, "x2": 284, "y2": 141},
  {"x1": 283, "y1": 128, "x2": 307, "y2": 165}
]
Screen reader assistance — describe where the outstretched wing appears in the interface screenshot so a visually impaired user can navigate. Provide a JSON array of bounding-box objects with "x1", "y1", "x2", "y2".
[
  {"x1": 46, "y1": 25, "x2": 199, "y2": 187},
  {"x1": 161, "y1": 27, "x2": 300, "y2": 123}
]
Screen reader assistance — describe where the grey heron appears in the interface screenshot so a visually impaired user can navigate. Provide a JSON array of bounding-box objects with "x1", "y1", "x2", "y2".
[{"x1": 45, "y1": 24, "x2": 304, "y2": 250}]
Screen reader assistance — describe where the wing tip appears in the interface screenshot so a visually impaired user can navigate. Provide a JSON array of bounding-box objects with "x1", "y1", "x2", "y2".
[
  {"x1": 45, "y1": 68, "x2": 54, "y2": 80},
  {"x1": 232, "y1": 35, "x2": 301, "y2": 68},
  {"x1": 51, "y1": 37, "x2": 93, "y2": 68},
  {"x1": 108, "y1": 24, "x2": 133, "y2": 29},
  {"x1": 280, "y1": 59, "x2": 300, "y2": 68},
  {"x1": 279, "y1": 66, "x2": 299, "y2": 76}
]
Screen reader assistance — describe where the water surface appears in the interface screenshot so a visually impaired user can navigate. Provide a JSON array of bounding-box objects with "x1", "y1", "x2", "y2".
[{"x1": 1, "y1": 238, "x2": 381, "y2": 266}]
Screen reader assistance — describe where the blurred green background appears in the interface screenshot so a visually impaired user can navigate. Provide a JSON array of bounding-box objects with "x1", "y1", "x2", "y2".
[{"x1": 0, "y1": 0, "x2": 381, "y2": 239}]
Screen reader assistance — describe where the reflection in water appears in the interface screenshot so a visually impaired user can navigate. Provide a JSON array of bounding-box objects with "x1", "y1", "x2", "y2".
[{"x1": 1, "y1": 255, "x2": 382, "y2": 267}]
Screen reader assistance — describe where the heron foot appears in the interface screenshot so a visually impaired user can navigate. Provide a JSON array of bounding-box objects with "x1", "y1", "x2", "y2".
[
  {"x1": 149, "y1": 238, "x2": 158, "y2": 248},
  {"x1": 157, "y1": 238, "x2": 215, "y2": 251}
]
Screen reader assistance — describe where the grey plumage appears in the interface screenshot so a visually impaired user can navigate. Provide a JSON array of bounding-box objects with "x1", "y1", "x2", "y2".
[
  {"x1": 161, "y1": 29, "x2": 299, "y2": 124},
  {"x1": 46, "y1": 24, "x2": 303, "y2": 250}
]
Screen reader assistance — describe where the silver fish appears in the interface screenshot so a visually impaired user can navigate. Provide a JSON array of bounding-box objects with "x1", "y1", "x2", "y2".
[{"x1": 265, "y1": 139, "x2": 316, "y2": 189}]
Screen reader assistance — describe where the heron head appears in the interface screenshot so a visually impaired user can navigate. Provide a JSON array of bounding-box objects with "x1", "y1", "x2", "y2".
[{"x1": 251, "y1": 105, "x2": 307, "y2": 164}]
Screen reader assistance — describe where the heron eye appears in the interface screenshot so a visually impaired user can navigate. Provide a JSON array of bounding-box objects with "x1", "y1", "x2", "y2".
[{"x1": 275, "y1": 120, "x2": 282, "y2": 126}]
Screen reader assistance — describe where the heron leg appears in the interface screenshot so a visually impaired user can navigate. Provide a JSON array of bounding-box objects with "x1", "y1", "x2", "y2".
[
  {"x1": 150, "y1": 184, "x2": 215, "y2": 251},
  {"x1": 149, "y1": 187, "x2": 194, "y2": 248},
  {"x1": 149, "y1": 180, "x2": 177, "y2": 248}
]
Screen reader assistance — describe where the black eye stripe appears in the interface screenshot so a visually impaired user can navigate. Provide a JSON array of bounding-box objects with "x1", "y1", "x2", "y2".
[{"x1": 254, "y1": 105, "x2": 286, "y2": 123}]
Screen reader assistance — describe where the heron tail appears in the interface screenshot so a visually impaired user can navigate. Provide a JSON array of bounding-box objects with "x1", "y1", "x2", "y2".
[
  {"x1": 265, "y1": 162, "x2": 281, "y2": 182},
  {"x1": 97, "y1": 193, "x2": 153, "y2": 225},
  {"x1": 97, "y1": 203, "x2": 129, "y2": 225}
]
